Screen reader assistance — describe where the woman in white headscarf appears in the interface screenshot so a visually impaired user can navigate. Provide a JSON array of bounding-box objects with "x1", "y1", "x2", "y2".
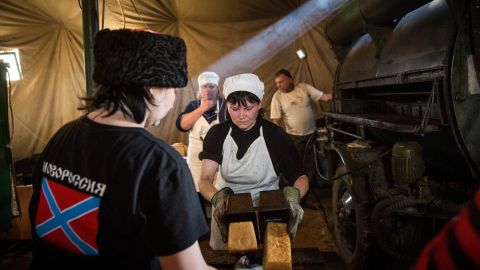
[
  {"x1": 198, "y1": 73, "x2": 309, "y2": 250},
  {"x1": 176, "y1": 72, "x2": 227, "y2": 219},
  {"x1": 176, "y1": 72, "x2": 227, "y2": 188}
]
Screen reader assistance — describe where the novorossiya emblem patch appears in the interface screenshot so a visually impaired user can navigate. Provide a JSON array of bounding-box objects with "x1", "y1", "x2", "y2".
[{"x1": 35, "y1": 176, "x2": 100, "y2": 255}]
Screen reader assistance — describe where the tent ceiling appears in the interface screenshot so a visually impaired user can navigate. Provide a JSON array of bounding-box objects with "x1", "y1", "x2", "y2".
[{"x1": 0, "y1": 0, "x2": 339, "y2": 160}]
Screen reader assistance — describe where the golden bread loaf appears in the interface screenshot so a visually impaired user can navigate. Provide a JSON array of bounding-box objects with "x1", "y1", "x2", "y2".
[
  {"x1": 263, "y1": 222, "x2": 292, "y2": 270},
  {"x1": 227, "y1": 221, "x2": 258, "y2": 254},
  {"x1": 171, "y1": 142, "x2": 187, "y2": 156}
]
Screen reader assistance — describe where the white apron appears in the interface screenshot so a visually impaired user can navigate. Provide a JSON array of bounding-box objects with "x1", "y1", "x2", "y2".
[
  {"x1": 187, "y1": 101, "x2": 220, "y2": 191},
  {"x1": 210, "y1": 126, "x2": 278, "y2": 250}
]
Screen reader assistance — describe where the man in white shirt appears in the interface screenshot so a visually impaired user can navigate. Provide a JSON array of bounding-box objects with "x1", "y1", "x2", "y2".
[{"x1": 270, "y1": 69, "x2": 332, "y2": 207}]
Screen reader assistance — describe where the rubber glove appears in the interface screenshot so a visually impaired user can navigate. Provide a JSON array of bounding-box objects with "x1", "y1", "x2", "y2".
[
  {"x1": 234, "y1": 255, "x2": 263, "y2": 270},
  {"x1": 283, "y1": 186, "x2": 304, "y2": 240},
  {"x1": 211, "y1": 187, "x2": 234, "y2": 242}
]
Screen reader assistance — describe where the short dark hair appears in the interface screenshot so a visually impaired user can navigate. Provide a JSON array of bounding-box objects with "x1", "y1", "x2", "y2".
[
  {"x1": 81, "y1": 84, "x2": 155, "y2": 124},
  {"x1": 226, "y1": 91, "x2": 264, "y2": 118},
  {"x1": 275, "y1": 69, "x2": 292, "y2": 79},
  {"x1": 226, "y1": 91, "x2": 260, "y2": 106}
]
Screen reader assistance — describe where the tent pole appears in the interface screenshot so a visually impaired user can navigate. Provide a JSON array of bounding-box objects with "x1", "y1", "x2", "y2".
[
  {"x1": 0, "y1": 62, "x2": 12, "y2": 230},
  {"x1": 82, "y1": 0, "x2": 98, "y2": 98}
]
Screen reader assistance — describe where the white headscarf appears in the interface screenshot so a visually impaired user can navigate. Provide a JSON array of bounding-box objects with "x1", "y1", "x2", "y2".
[{"x1": 223, "y1": 73, "x2": 264, "y2": 101}]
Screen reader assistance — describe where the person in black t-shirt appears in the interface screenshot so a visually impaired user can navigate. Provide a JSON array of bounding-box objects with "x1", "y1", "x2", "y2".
[
  {"x1": 29, "y1": 29, "x2": 214, "y2": 270},
  {"x1": 198, "y1": 73, "x2": 309, "y2": 250}
]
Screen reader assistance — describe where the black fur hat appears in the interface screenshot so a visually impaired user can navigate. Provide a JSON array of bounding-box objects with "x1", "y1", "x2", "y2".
[{"x1": 92, "y1": 29, "x2": 188, "y2": 87}]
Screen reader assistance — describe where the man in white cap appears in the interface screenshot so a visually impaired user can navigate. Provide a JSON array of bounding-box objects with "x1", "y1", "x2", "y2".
[
  {"x1": 198, "y1": 73, "x2": 309, "y2": 250},
  {"x1": 176, "y1": 71, "x2": 227, "y2": 218}
]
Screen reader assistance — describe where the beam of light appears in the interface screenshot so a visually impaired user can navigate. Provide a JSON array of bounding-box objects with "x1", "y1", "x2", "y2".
[{"x1": 207, "y1": 0, "x2": 346, "y2": 77}]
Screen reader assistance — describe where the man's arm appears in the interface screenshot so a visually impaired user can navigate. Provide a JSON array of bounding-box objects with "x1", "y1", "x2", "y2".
[
  {"x1": 179, "y1": 99, "x2": 215, "y2": 130},
  {"x1": 158, "y1": 241, "x2": 215, "y2": 270},
  {"x1": 319, "y1": 93, "x2": 333, "y2": 101},
  {"x1": 271, "y1": 118, "x2": 283, "y2": 128},
  {"x1": 303, "y1": 83, "x2": 332, "y2": 102},
  {"x1": 198, "y1": 159, "x2": 220, "y2": 202},
  {"x1": 270, "y1": 92, "x2": 285, "y2": 129}
]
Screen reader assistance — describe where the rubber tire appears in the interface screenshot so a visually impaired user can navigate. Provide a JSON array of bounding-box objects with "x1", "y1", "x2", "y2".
[{"x1": 332, "y1": 164, "x2": 370, "y2": 270}]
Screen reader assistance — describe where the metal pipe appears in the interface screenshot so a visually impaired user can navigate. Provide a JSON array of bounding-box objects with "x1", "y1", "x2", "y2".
[
  {"x1": 328, "y1": 126, "x2": 363, "y2": 139},
  {"x1": 326, "y1": 0, "x2": 433, "y2": 45},
  {"x1": 471, "y1": 0, "x2": 480, "y2": 83},
  {"x1": 326, "y1": 0, "x2": 363, "y2": 46},
  {"x1": 82, "y1": 0, "x2": 98, "y2": 98},
  {"x1": 361, "y1": 0, "x2": 433, "y2": 25}
]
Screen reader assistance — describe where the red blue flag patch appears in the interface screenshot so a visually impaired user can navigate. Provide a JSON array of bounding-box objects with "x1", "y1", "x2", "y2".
[{"x1": 35, "y1": 176, "x2": 100, "y2": 255}]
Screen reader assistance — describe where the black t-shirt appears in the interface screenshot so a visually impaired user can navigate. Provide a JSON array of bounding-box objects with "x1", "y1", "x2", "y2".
[
  {"x1": 29, "y1": 116, "x2": 208, "y2": 270},
  {"x1": 199, "y1": 118, "x2": 305, "y2": 184}
]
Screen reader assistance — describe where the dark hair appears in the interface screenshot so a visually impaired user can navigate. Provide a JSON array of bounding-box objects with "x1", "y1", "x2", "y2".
[
  {"x1": 80, "y1": 84, "x2": 155, "y2": 123},
  {"x1": 275, "y1": 69, "x2": 293, "y2": 79},
  {"x1": 226, "y1": 91, "x2": 264, "y2": 118}
]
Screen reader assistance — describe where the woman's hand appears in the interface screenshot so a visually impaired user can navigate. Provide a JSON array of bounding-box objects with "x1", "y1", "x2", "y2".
[
  {"x1": 283, "y1": 186, "x2": 304, "y2": 240},
  {"x1": 199, "y1": 97, "x2": 215, "y2": 112},
  {"x1": 211, "y1": 187, "x2": 234, "y2": 242}
]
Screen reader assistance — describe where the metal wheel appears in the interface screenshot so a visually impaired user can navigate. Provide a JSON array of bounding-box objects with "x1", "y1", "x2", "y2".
[{"x1": 332, "y1": 164, "x2": 369, "y2": 270}]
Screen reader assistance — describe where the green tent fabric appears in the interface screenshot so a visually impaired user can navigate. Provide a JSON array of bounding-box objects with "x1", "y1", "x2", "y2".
[{"x1": 0, "y1": 0, "x2": 339, "y2": 161}]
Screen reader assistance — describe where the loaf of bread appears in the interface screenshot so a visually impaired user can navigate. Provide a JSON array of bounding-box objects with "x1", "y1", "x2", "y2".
[
  {"x1": 171, "y1": 142, "x2": 187, "y2": 156},
  {"x1": 263, "y1": 222, "x2": 292, "y2": 270},
  {"x1": 227, "y1": 221, "x2": 258, "y2": 254}
]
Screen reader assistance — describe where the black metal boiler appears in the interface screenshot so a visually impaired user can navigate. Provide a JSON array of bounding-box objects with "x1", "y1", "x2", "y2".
[{"x1": 323, "y1": 0, "x2": 480, "y2": 269}]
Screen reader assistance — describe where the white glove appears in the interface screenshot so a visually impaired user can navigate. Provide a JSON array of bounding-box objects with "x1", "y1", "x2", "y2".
[
  {"x1": 283, "y1": 186, "x2": 304, "y2": 240},
  {"x1": 234, "y1": 256, "x2": 263, "y2": 270},
  {"x1": 211, "y1": 187, "x2": 234, "y2": 243}
]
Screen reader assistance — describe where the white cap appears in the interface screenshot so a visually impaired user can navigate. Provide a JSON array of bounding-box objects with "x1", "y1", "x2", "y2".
[
  {"x1": 223, "y1": 73, "x2": 264, "y2": 101},
  {"x1": 198, "y1": 71, "x2": 220, "y2": 87}
]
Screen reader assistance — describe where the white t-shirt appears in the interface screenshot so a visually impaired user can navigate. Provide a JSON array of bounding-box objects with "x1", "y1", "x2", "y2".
[{"x1": 270, "y1": 83, "x2": 324, "y2": 136}]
